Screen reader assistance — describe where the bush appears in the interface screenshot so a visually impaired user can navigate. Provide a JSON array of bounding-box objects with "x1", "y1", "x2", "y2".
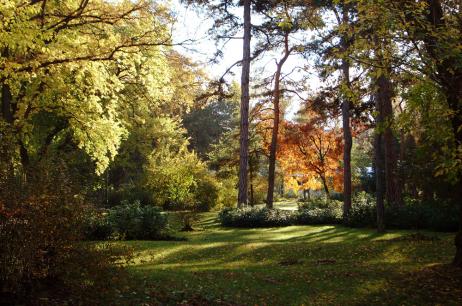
[
  {"x1": 195, "y1": 175, "x2": 220, "y2": 212},
  {"x1": 84, "y1": 209, "x2": 113, "y2": 240},
  {"x1": 298, "y1": 198, "x2": 343, "y2": 209},
  {"x1": 0, "y1": 164, "x2": 134, "y2": 304},
  {"x1": 346, "y1": 192, "x2": 459, "y2": 231},
  {"x1": 345, "y1": 192, "x2": 377, "y2": 227},
  {"x1": 217, "y1": 177, "x2": 238, "y2": 209},
  {"x1": 219, "y1": 207, "x2": 296, "y2": 227},
  {"x1": 297, "y1": 198, "x2": 343, "y2": 224},
  {"x1": 219, "y1": 192, "x2": 458, "y2": 231},
  {"x1": 85, "y1": 201, "x2": 169, "y2": 240}
]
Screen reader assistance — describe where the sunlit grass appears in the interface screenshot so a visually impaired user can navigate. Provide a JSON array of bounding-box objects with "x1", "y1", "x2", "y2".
[{"x1": 119, "y1": 202, "x2": 461, "y2": 305}]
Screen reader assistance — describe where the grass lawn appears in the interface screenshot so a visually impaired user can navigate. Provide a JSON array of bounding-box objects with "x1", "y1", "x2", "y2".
[{"x1": 121, "y1": 202, "x2": 462, "y2": 305}]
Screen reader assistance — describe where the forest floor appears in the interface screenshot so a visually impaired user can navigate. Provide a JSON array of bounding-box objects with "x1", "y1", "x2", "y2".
[{"x1": 121, "y1": 201, "x2": 462, "y2": 305}]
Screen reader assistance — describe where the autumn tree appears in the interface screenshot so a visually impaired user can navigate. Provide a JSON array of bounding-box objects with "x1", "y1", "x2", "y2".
[{"x1": 280, "y1": 109, "x2": 343, "y2": 198}]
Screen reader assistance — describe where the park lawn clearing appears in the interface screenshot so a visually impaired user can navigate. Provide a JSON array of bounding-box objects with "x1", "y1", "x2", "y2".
[{"x1": 120, "y1": 204, "x2": 462, "y2": 305}]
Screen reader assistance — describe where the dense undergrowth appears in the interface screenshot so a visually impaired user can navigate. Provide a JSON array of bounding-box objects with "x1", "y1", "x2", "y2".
[{"x1": 219, "y1": 193, "x2": 459, "y2": 232}]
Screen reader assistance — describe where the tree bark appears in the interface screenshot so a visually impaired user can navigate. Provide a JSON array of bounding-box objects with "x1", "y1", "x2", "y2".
[
  {"x1": 266, "y1": 32, "x2": 291, "y2": 209},
  {"x1": 375, "y1": 70, "x2": 387, "y2": 233},
  {"x1": 380, "y1": 74, "x2": 402, "y2": 207},
  {"x1": 453, "y1": 180, "x2": 462, "y2": 267},
  {"x1": 375, "y1": 131, "x2": 386, "y2": 233},
  {"x1": 340, "y1": 5, "x2": 353, "y2": 220},
  {"x1": 237, "y1": 0, "x2": 251, "y2": 207},
  {"x1": 371, "y1": 32, "x2": 402, "y2": 207},
  {"x1": 374, "y1": 76, "x2": 385, "y2": 233},
  {"x1": 320, "y1": 174, "x2": 330, "y2": 199}
]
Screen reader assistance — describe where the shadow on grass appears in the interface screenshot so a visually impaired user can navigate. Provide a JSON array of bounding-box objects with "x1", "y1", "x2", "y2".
[
  {"x1": 130, "y1": 256, "x2": 461, "y2": 306},
  {"x1": 120, "y1": 213, "x2": 458, "y2": 305}
]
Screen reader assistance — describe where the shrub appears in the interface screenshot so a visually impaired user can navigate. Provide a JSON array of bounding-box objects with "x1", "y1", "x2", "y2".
[
  {"x1": 219, "y1": 193, "x2": 458, "y2": 231},
  {"x1": 298, "y1": 198, "x2": 343, "y2": 210},
  {"x1": 297, "y1": 207, "x2": 342, "y2": 225},
  {"x1": 217, "y1": 177, "x2": 238, "y2": 208},
  {"x1": 0, "y1": 164, "x2": 134, "y2": 304},
  {"x1": 83, "y1": 209, "x2": 113, "y2": 240},
  {"x1": 84, "y1": 201, "x2": 169, "y2": 240},
  {"x1": 346, "y1": 192, "x2": 459, "y2": 231},
  {"x1": 345, "y1": 192, "x2": 377, "y2": 227},
  {"x1": 195, "y1": 174, "x2": 220, "y2": 212},
  {"x1": 219, "y1": 207, "x2": 296, "y2": 227},
  {"x1": 297, "y1": 198, "x2": 343, "y2": 224}
]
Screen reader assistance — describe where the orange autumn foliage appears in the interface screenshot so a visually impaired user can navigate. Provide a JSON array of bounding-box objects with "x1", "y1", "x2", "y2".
[{"x1": 278, "y1": 118, "x2": 344, "y2": 195}]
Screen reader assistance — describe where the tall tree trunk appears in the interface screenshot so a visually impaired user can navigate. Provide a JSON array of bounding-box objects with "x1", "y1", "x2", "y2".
[
  {"x1": 340, "y1": 9, "x2": 353, "y2": 220},
  {"x1": 266, "y1": 32, "x2": 290, "y2": 209},
  {"x1": 374, "y1": 81, "x2": 386, "y2": 233},
  {"x1": 453, "y1": 180, "x2": 462, "y2": 267},
  {"x1": 448, "y1": 93, "x2": 462, "y2": 268},
  {"x1": 381, "y1": 74, "x2": 402, "y2": 207},
  {"x1": 375, "y1": 131, "x2": 386, "y2": 233},
  {"x1": 237, "y1": 0, "x2": 251, "y2": 207},
  {"x1": 371, "y1": 33, "x2": 402, "y2": 207}
]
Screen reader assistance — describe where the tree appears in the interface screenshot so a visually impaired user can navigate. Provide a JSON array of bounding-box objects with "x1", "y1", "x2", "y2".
[
  {"x1": 183, "y1": 83, "x2": 239, "y2": 158},
  {"x1": 0, "y1": 0, "x2": 176, "y2": 175},
  {"x1": 281, "y1": 110, "x2": 343, "y2": 198},
  {"x1": 237, "y1": 0, "x2": 252, "y2": 207}
]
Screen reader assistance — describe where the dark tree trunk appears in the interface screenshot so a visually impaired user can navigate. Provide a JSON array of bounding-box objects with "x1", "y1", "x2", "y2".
[
  {"x1": 448, "y1": 94, "x2": 462, "y2": 268},
  {"x1": 237, "y1": 0, "x2": 251, "y2": 207},
  {"x1": 266, "y1": 32, "x2": 290, "y2": 209},
  {"x1": 340, "y1": 3, "x2": 353, "y2": 223},
  {"x1": 375, "y1": 132, "x2": 386, "y2": 233},
  {"x1": 375, "y1": 73, "x2": 387, "y2": 233},
  {"x1": 341, "y1": 63, "x2": 352, "y2": 220},
  {"x1": 320, "y1": 174, "x2": 330, "y2": 199},
  {"x1": 453, "y1": 180, "x2": 462, "y2": 267},
  {"x1": 380, "y1": 74, "x2": 402, "y2": 207}
]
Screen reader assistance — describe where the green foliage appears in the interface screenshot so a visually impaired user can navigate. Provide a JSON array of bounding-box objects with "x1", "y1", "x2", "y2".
[
  {"x1": 297, "y1": 198, "x2": 343, "y2": 224},
  {"x1": 146, "y1": 144, "x2": 219, "y2": 212},
  {"x1": 345, "y1": 192, "x2": 378, "y2": 228},
  {"x1": 346, "y1": 192, "x2": 459, "y2": 231},
  {"x1": 219, "y1": 207, "x2": 295, "y2": 227},
  {"x1": 85, "y1": 201, "x2": 169, "y2": 241},
  {"x1": 216, "y1": 177, "x2": 238, "y2": 208},
  {"x1": 183, "y1": 83, "x2": 239, "y2": 157}
]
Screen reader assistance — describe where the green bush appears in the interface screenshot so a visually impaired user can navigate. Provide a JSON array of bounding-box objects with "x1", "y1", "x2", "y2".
[
  {"x1": 219, "y1": 207, "x2": 296, "y2": 227},
  {"x1": 219, "y1": 193, "x2": 458, "y2": 231},
  {"x1": 345, "y1": 192, "x2": 377, "y2": 228},
  {"x1": 85, "y1": 201, "x2": 169, "y2": 240},
  {"x1": 298, "y1": 198, "x2": 343, "y2": 210},
  {"x1": 195, "y1": 174, "x2": 220, "y2": 212},
  {"x1": 346, "y1": 192, "x2": 459, "y2": 231},
  {"x1": 297, "y1": 198, "x2": 343, "y2": 224}
]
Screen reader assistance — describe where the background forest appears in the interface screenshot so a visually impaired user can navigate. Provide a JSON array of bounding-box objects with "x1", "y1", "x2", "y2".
[{"x1": 1, "y1": 0, "x2": 461, "y2": 305}]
